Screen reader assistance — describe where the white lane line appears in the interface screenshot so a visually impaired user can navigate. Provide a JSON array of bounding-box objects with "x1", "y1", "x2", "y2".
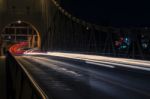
[
  {"x1": 86, "y1": 59, "x2": 150, "y2": 71},
  {"x1": 86, "y1": 61, "x2": 115, "y2": 68}
]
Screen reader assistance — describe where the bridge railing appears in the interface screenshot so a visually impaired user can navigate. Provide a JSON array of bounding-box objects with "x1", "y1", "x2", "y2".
[
  {"x1": 41, "y1": 0, "x2": 150, "y2": 60},
  {"x1": 6, "y1": 51, "x2": 49, "y2": 99}
]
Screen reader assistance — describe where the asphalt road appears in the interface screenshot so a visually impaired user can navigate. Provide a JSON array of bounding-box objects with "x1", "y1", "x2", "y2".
[{"x1": 17, "y1": 55, "x2": 150, "y2": 99}]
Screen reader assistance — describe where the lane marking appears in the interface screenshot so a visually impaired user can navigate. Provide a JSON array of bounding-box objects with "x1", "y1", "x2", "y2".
[
  {"x1": 87, "y1": 59, "x2": 150, "y2": 71},
  {"x1": 86, "y1": 61, "x2": 115, "y2": 68},
  {"x1": 23, "y1": 56, "x2": 82, "y2": 77}
]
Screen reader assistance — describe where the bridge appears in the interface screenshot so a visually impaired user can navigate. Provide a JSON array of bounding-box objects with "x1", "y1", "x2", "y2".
[{"x1": 0, "y1": 0, "x2": 150, "y2": 99}]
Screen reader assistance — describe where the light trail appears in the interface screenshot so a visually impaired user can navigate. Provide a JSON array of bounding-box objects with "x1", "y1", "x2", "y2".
[
  {"x1": 9, "y1": 42, "x2": 28, "y2": 54},
  {"x1": 46, "y1": 52, "x2": 150, "y2": 67},
  {"x1": 24, "y1": 52, "x2": 150, "y2": 71}
]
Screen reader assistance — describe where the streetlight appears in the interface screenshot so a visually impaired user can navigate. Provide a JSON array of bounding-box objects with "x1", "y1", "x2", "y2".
[{"x1": 17, "y1": 20, "x2": 22, "y2": 24}]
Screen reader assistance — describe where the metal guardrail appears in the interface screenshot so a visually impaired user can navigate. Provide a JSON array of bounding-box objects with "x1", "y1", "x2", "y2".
[{"x1": 6, "y1": 51, "x2": 49, "y2": 99}]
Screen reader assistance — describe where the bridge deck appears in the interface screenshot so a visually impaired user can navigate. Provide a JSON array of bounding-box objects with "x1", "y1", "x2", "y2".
[
  {"x1": 16, "y1": 55, "x2": 150, "y2": 99},
  {"x1": 0, "y1": 56, "x2": 6, "y2": 99}
]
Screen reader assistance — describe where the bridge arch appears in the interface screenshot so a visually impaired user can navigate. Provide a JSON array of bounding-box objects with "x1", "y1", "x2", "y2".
[{"x1": 0, "y1": 20, "x2": 41, "y2": 55}]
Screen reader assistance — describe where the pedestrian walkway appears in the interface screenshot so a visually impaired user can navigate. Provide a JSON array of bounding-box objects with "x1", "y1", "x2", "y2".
[{"x1": 0, "y1": 56, "x2": 6, "y2": 99}]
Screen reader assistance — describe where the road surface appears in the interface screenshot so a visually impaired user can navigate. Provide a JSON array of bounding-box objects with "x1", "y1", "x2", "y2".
[{"x1": 17, "y1": 54, "x2": 150, "y2": 99}]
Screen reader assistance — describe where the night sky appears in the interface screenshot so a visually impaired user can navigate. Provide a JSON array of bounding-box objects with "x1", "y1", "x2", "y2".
[{"x1": 60, "y1": 0, "x2": 150, "y2": 27}]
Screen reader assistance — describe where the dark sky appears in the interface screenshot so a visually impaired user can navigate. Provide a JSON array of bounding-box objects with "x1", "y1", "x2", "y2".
[{"x1": 60, "y1": 0, "x2": 150, "y2": 27}]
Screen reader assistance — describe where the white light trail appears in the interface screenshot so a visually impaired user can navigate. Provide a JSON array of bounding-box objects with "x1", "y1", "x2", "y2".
[
  {"x1": 47, "y1": 52, "x2": 150, "y2": 71},
  {"x1": 24, "y1": 51, "x2": 150, "y2": 71}
]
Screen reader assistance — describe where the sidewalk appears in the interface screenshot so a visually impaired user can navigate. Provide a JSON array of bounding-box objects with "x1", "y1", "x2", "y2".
[{"x1": 0, "y1": 56, "x2": 6, "y2": 99}]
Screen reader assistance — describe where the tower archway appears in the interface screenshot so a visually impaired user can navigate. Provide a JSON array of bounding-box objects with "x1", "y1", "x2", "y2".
[{"x1": 0, "y1": 21, "x2": 41, "y2": 55}]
